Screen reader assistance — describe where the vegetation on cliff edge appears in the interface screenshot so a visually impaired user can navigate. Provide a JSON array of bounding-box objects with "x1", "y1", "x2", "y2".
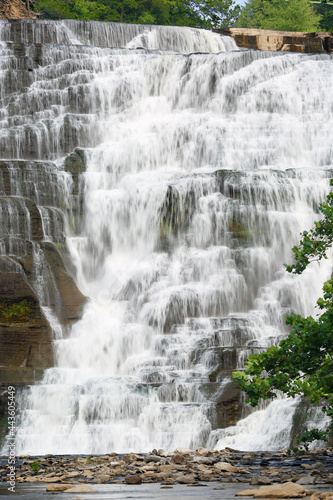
[{"x1": 233, "y1": 186, "x2": 333, "y2": 448}]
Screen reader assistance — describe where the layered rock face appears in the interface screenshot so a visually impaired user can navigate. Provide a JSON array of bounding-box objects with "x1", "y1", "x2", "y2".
[
  {"x1": 214, "y1": 28, "x2": 333, "y2": 54},
  {"x1": 0, "y1": 25, "x2": 86, "y2": 381}
]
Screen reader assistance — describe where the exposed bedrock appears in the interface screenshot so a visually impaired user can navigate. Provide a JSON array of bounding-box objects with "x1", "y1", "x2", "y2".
[
  {"x1": 214, "y1": 28, "x2": 332, "y2": 54},
  {"x1": 0, "y1": 157, "x2": 86, "y2": 387},
  {"x1": 0, "y1": 272, "x2": 53, "y2": 370}
]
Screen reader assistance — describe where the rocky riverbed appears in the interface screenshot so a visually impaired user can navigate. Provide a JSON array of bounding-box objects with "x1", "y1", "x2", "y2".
[{"x1": 1, "y1": 447, "x2": 333, "y2": 493}]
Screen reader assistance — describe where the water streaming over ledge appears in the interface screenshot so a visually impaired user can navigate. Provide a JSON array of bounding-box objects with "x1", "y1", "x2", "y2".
[{"x1": 0, "y1": 20, "x2": 333, "y2": 454}]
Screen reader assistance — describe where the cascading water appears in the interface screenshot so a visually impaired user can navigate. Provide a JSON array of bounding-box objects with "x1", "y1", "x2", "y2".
[{"x1": 1, "y1": 19, "x2": 333, "y2": 455}]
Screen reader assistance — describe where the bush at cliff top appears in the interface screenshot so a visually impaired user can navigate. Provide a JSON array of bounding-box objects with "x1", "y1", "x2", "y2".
[{"x1": 233, "y1": 184, "x2": 333, "y2": 448}]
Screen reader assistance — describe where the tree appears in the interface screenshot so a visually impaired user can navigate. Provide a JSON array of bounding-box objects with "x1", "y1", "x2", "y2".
[
  {"x1": 197, "y1": 0, "x2": 241, "y2": 28},
  {"x1": 33, "y1": 0, "x2": 204, "y2": 25},
  {"x1": 236, "y1": 0, "x2": 322, "y2": 32},
  {"x1": 233, "y1": 187, "x2": 333, "y2": 448},
  {"x1": 313, "y1": 3, "x2": 333, "y2": 31}
]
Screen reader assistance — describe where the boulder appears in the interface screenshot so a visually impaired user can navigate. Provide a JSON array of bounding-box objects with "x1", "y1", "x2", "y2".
[
  {"x1": 173, "y1": 454, "x2": 186, "y2": 464},
  {"x1": 125, "y1": 475, "x2": 142, "y2": 484},
  {"x1": 46, "y1": 484, "x2": 75, "y2": 492},
  {"x1": 214, "y1": 462, "x2": 238, "y2": 473},
  {"x1": 238, "y1": 482, "x2": 307, "y2": 498},
  {"x1": 174, "y1": 447, "x2": 193, "y2": 454},
  {"x1": 237, "y1": 489, "x2": 258, "y2": 496},
  {"x1": 197, "y1": 447, "x2": 209, "y2": 456},
  {"x1": 64, "y1": 485, "x2": 97, "y2": 493},
  {"x1": 297, "y1": 475, "x2": 316, "y2": 485},
  {"x1": 251, "y1": 476, "x2": 272, "y2": 485},
  {"x1": 310, "y1": 494, "x2": 333, "y2": 500}
]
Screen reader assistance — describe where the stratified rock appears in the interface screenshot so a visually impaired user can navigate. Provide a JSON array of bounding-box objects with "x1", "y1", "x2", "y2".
[
  {"x1": 213, "y1": 28, "x2": 326, "y2": 54},
  {"x1": 0, "y1": 273, "x2": 53, "y2": 370}
]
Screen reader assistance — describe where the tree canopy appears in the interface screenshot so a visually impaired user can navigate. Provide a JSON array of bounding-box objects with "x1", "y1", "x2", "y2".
[
  {"x1": 32, "y1": 0, "x2": 240, "y2": 28},
  {"x1": 233, "y1": 187, "x2": 333, "y2": 448},
  {"x1": 236, "y1": 0, "x2": 322, "y2": 32},
  {"x1": 313, "y1": 2, "x2": 333, "y2": 31}
]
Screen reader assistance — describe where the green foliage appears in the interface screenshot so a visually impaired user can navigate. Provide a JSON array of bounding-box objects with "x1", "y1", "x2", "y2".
[
  {"x1": 32, "y1": 0, "x2": 239, "y2": 27},
  {"x1": 237, "y1": 0, "x2": 322, "y2": 32},
  {"x1": 285, "y1": 185, "x2": 333, "y2": 275},
  {"x1": 314, "y1": 3, "x2": 333, "y2": 31},
  {"x1": 233, "y1": 186, "x2": 333, "y2": 447},
  {"x1": 31, "y1": 460, "x2": 40, "y2": 474},
  {"x1": 199, "y1": 0, "x2": 241, "y2": 28},
  {"x1": 0, "y1": 300, "x2": 32, "y2": 323}
]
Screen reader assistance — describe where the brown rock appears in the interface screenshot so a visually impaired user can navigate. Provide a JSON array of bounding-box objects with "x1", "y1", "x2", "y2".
[
  {"x1": 173, "y1": 454, "x2": 185, "y2": 464},
  {"x1": 0, "y1": 273, "x2": 54, "y2": 371},
  {"x1": 251, "y1": 476, "x2": 272, "y2": 485},
  {"x1": 214, "y1": 462, "x2": 238, "y2": 473},
  {"x1": 254, "y1": 482, "x2": 306, "y2": 498},
  {"x1": 197, "y1": 447, "x2": 209, "y2": 456},
  {"x1": 0, "y1": 0, "x2": 35, "y2": 19},
  {"x1": 65, "y1": 485, "x2": 97, "y2": 493},
  {"x1": 310, "y1": 493, "x2": 333, "y2": 500},
  {"x1": 174, "y1": 447, "x2": 193, "y2": 454},
  {"x1": 46, "y1": 484, "x2": 75, "y2": 492},
  {"x1": 125, "y1": 475, "x2": 142, "y2": 485},
  {"x1": 236, "y1": 489, "x2": 258, "y2": 496},
  {"x1": 175, "y1": 474, "x2": 196, "y2": 484},
  {"x1": 213, "y1": 28, "x2": 326, "y2": 54}
]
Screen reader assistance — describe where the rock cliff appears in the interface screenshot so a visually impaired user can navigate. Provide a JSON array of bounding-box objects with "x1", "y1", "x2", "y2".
[{"x1": 214, "y1": 28, "x2": 333, "y2": 54}]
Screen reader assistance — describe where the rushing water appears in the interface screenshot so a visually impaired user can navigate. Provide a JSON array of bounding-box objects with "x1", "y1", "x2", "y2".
[{"x1": 1, "y1": 20, "x2": 333, "y2": 455}]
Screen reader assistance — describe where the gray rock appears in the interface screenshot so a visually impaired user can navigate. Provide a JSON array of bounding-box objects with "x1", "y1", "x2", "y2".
[{"x1": 251, "y1": 476, "x2": 272, "y2": 486}]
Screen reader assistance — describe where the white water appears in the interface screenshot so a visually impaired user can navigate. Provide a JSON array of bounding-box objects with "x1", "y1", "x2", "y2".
[{"x1": 1, "y1": 20, "x2": 333, "y2": 454}]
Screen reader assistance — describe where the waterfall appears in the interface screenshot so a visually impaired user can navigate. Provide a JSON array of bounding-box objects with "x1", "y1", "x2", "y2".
[{"x1": 1, "y1": 20, "x2": 333, "y2": 455}]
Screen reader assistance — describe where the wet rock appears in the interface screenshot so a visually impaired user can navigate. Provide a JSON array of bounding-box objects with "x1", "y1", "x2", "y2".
[
  {"x1": 96, "y1": 474, "x2": 110, "y2": 483},
  {"x1": 0, "y1": 272, "x2": 54, "y2": 371},
  {"x1": 191, "y1": 456, "x2": 214, "y2": 465},
  {"x1": 157, "y1": 449, "x2": 171, "y2": 457},
  {"x1": 251, "y1": 476, "x2": 272, "y2": 485},
  {"x1": 46, "y1": 484, "x2": 76, "y2": 491},
  {"x1": 197, "y1": 447, "x2": 210, "y2": 456},
  {"x1": 175, "y1": 447, "x2": 193, "y2": 454},
  {"x1": 237, "y1": 489, "x2": 259, "y2": 496},
  {"x1": 65, "y1": 485, "x2": 97, "y2": 493},
  {"x1": 174, "y1": 473, "x2": 196, "y2": 484},
  {"x1": 310, "y1": 493, "x2": 333, "y2": 500},
  {"x1": 312, "y1": 462, "x2": 325, "y2": 471},
  {"x1": 297, "y1": 475, "x2": 317, "y2": 485},
  {"x1": 173, "y1": 454, "x2": 186, "y2": 464},
  {"x1": 145, "y1": 455, "x2": 163, "y2": 463},
  {"x1": 124, "y1": 474, "x2": 142, "y2": 484},
  {"x1": 213, "y1": 28, "x2": 326, "y2": 54},
  {"x1": 214, "y1": 462, "x2": 238, "y2": 473},
  {"x1": 254, "y1": 482, "x2": 306, "y2": 498}
]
